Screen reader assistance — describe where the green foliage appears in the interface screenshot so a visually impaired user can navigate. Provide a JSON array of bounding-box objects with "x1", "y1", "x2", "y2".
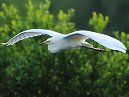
[
  {"x1": 55, "y1": 9, "x2": 75, "y2": 34},
  {"x1": 0, "y1": 0, "x2": 129, "y2": 97},
  {"x1": 89, "y1": 12, "x2": 109, "y2": 32}
]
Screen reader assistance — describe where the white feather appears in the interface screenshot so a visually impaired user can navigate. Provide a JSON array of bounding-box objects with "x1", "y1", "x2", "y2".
[
  {"x1": 2, "y1": 29, "x2": 127, "y2": 53},
  {"x1": 65, "y1": 30, "x2": 127, "y2": 53},
  {"x1": 2, "y1": 29, "x2": 62, "y2": 46}
]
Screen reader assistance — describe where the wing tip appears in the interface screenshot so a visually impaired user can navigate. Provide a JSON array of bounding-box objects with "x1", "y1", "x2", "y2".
[
  {"x1": 119, "y1": 45, "x2": 127, "y2": 53},
  {"x1": 119, "y1": 47, "x2": 127, "y2": 53},
  {"x1": 2, "y1": 43, "x2": 6, "y2": 45},
  {"x1": 122, "y1": 50, "x2": 126, "y2": 53},
  {"x1": 2, "y1": 42, "x2": 10, "y2": 46}
]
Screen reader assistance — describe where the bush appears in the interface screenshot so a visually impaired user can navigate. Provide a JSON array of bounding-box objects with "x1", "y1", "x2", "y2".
[{"x1": 0, "y1": 0, "x2": 129, "y2": 97}]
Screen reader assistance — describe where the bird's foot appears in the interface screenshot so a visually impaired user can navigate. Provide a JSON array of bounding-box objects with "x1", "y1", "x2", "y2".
[
  {"x1": 82, "y1": 45, "x2": 106, "y2": 52},
  {"x1": 92, "y1": 47, "x2": 105, "y2": 52}
]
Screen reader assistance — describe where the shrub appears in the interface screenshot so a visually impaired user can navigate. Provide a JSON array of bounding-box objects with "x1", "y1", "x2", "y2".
[{"x1": 0, "y1": 0, "x2": 129, "y2": 97}]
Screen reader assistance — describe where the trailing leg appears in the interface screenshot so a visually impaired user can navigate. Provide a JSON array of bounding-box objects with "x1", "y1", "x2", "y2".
[{"x1": 81, "y1": 42, "x2": 105, "y2": 52}]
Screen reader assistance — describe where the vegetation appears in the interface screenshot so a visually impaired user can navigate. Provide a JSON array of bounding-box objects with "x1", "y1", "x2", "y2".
[{"x1": 0, "y1": 0, "x2": 129, "y2": 97}]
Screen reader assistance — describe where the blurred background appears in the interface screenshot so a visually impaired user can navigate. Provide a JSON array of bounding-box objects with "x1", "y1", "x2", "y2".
[
  {"x1": 0, "y1": 0, "x2": 129, "y2": 97},
  {"x1": 1, "y1": 0, "x2": 129, "y2": 32}
]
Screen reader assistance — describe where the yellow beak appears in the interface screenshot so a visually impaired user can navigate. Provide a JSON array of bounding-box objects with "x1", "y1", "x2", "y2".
[{"x1": 42, "y1": 40, "x2": 50, "y2": 44}]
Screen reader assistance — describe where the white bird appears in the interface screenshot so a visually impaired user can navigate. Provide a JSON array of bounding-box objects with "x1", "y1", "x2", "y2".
[{"x1": 2, "y1": 29, "x2": 127, "y2": 53}]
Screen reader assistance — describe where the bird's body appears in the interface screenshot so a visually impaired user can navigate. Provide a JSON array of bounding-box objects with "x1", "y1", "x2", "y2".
[{"x1": 2, "y1": 29, "x2": 127, "y2": 53}]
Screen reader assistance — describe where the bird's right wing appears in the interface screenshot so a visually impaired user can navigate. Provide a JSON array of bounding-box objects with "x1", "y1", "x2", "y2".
[
  {"x1": 64, "y1": 30, "x2": 127, "y2": 53},
  {"x1": 2, "y1": 29, "x2": 61, "y2": 46}
]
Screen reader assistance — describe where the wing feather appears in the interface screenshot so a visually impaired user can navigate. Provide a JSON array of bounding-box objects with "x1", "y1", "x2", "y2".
[
  {"x1": 64, "y1": 30, "x2": 127, "y2": 53},
  {"x1": 2, "y1": 29, "x2": 61, "y2": 46}
]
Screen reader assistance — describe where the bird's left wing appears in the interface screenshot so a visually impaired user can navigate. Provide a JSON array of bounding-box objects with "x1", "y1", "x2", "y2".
[
  {"x1": 64, "y1": 30, "x2": 127, "y2": 53},
  {"x1": 2, "y1": 29, "x2": 61, "y2": 46}
]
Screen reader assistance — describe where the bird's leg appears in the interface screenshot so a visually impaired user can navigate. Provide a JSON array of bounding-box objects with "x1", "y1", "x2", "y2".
[{"x1": 81, "y1": 42, "x2": 105, "y2": 52}]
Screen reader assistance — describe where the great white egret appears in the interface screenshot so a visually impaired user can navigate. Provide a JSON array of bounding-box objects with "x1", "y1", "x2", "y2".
[{"x1": 2, "y1": 29, "x2": 127, "y2": 53}]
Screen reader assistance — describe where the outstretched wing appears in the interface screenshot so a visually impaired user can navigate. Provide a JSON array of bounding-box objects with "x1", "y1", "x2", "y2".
[
  {"x1": 64, "y1": 30, "x2": 127, "y2": 53},
  {"x1": 2, "y1": 29, "x2": 61, "y2": 46}
]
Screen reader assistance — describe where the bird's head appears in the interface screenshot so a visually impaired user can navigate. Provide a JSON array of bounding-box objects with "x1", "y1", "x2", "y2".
[{"x1": 42, "y1": 38, "x2": 53, "y2": 45}]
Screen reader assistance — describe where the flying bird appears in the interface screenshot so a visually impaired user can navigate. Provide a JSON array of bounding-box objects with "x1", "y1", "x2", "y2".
[{"x1": 2, "y1": 29, "x2": 127, "y2": 53}]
